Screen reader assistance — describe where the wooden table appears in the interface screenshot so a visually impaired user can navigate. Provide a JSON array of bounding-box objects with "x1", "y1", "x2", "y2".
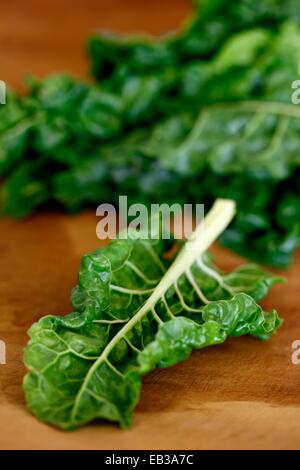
[{"x1": 1, "y1": 0, "x2": 300, "y2": 450}]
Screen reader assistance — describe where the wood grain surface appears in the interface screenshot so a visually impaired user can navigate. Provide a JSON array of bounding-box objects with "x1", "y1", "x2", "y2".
[{"x1": 1, "y1": 0, "x2": 300, "y2": 450}]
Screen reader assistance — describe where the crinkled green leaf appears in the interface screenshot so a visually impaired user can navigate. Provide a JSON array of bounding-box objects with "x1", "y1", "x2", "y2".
[{"x1": 24, "y1": 207, "x2": 282, "y2": 430}]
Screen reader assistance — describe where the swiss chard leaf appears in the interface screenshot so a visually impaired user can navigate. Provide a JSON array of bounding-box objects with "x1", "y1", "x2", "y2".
[
  {"x1": 149, "y1": 101, "x2": 300, "y2": 179},
  {"x1": 23, "y1": 200, "x2": 282, "y2": 429}
]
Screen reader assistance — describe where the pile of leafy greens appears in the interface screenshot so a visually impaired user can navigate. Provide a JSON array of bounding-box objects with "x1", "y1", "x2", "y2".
[
  {"x1": 23, "y1": 200, "x2": 283, "y2": 429},
  {"x1": 1, "y1": 0, "x2": 300, "y2": 267}
]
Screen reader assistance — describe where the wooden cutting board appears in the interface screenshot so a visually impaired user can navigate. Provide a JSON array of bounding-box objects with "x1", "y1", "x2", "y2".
[{"x1": 1, "y1": 0, "x2": 300, "y2": 450}]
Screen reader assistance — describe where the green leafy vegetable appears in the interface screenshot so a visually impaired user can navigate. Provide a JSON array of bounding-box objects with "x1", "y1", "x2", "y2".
[
  {"x1": 1, "y1": 0, "x2": 300, "y2": 267},
  {"x1": 23, "y1": 200, "x2": 282, "y2": 429}
]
